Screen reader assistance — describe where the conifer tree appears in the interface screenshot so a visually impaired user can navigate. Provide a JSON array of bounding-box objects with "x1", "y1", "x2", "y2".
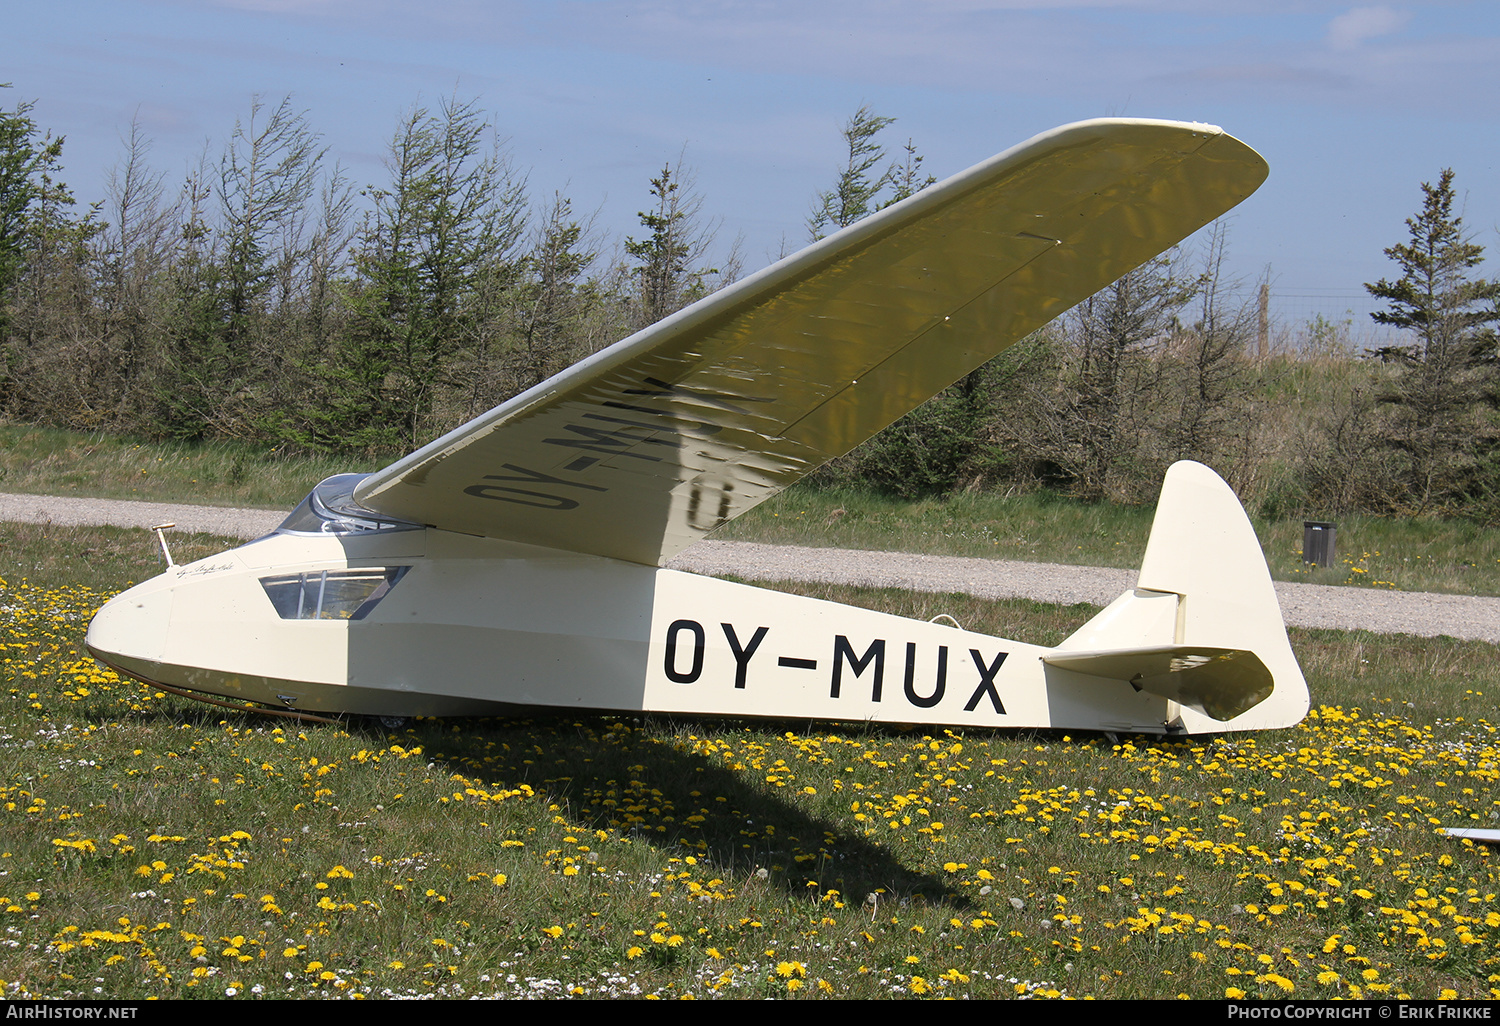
[
  {"x1": 625, "y1": 161, "x2": 716, "y2": 329},
  {"x1": 153, "y1": 98, "x2": 326, "y2": 438},
  {"x1": 513, "y1": 193, "x2": 597, "y2": 389},
  {"x1": 1365, "y1": 169, "x2": 1500, "y2": 509},
  {"x1": 884, "y1": 137, "x2": 936, "y2": 207},
  {"x1": 808, "y1": 106, "x2": 895, "y2": 240},
  {"x1": 807, "y1": 107, "x2": 934, "y2": 241},
  {"x1": 0, "y1": 90, "x2": 62, "y2": 342},
  {"x1": 313, "y1": 97, "x2": 526, "y2": 452}
]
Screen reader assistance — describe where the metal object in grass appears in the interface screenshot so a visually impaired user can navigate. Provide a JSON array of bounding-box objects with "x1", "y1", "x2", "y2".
[{"x1": 1303, "y1": 521, "x2": 1337, "y2": 568}]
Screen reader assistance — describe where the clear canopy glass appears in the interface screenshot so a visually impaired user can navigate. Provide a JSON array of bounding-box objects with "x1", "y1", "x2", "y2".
[{"x1": 276, "y1": 474, "x2": 421, "y2": 536}]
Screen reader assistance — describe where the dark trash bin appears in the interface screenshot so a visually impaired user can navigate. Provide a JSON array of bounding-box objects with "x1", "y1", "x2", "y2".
[{"x1": 1303, "y1": 521, "x2": 1336, "y2": 568}]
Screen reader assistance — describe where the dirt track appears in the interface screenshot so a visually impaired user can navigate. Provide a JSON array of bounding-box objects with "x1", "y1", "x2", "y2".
[{"x1": 3, "y1": 491, "x2": 1497, "y2": 644}]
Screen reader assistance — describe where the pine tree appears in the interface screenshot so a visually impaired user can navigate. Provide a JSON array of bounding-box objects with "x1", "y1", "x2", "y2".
[
  {"x1": 153, "y1": 98, "x2": 327, "y2": 439},
  {"x1": 625, "y1": 161, "x2": 717, "y2": 329},
  {"x1": 807, "y1": 107, "x2": 934, "y2": 241},
  {"x1": 885, "y1": 137, "x2": 936, "y2": 207},
  {"x1": 310, "y1": 97, "x2": 526, "y2": 452},
  {"x1": 1365, "y1": 169, "x2": 1500, "y2": 510},
  {"x1": 0, "y1": 90, "x2": 62, "y2": 341},
  {"x1": 0, "y1": 90, "x2": 110, "y2": 422},
  {"x1": 807, "y1": 106, "x2": 895, "y2": 240},
  {"x1": 513, "y1": 193, "x2": 596, "y2": 389}
]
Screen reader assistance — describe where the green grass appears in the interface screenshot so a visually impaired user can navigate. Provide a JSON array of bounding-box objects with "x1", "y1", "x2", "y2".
[
  {"x1": 0, "y1": 424, "x2": 380, "y2": 510},
  {"x1": 5, "y1": 422, "x2": 1500, "y2": 595},
  {"x1": 718, "y1": 484, "x2": 1500, "y2": 596},
  {"x1": 2, "y1": 524, "x2": 1499, "y2": 999}
]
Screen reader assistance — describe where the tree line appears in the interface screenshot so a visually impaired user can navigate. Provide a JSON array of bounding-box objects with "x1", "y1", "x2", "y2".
[
  {"x1": 2, "y1": 90, "x2": 1497, "y2": 521},
  {"x1": 0, "y1": 92, "x2": 736, "y2": 455}
]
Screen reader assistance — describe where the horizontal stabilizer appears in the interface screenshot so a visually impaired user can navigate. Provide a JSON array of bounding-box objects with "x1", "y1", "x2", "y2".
[
  {"x1": 1051, "y1": 461, "x2": 1307, "y2": 734},
  {"x1": 1441, "y1": 828, "x2": 1500, "y2": 845},
  {"x1": 1043, "y1": 645, "x2": 1273, "y2": 722}
]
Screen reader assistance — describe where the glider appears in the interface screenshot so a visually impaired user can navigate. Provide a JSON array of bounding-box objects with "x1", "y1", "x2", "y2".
[{"x1": 86, "y1": 118, "x2": 1309, "y2": 736}]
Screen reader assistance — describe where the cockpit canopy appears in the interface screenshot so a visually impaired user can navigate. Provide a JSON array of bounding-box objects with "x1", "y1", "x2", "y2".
[{"x1": 276, "y1": 474, "x2": 422, "y2": 536}]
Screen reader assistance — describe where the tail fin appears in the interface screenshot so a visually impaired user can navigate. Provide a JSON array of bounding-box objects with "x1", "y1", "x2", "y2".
[{"x1": 1046, "y1": 461, "x2": 1308, "y2": 732}]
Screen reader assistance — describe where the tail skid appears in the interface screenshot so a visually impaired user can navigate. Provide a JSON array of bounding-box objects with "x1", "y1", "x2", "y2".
[{"x1": 1047, "y1": 461, "x2": 1308, "y2": 733}]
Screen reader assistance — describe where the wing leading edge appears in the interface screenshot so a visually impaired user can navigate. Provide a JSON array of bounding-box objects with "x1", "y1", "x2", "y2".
[{"x1": 353, "y1": 118, "x2": 1268, "y2": 566}]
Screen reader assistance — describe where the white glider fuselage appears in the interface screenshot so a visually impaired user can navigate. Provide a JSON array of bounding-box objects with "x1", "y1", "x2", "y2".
[
  {"x1": 90, "y1": 526, "x2": 1083, "y2": 727},
  {"x1": 86, "y1": 120, "x2": 1310, "y2": 736},
  {"x1": 87, "y1": 460, "x2": 1308, "y2": 736}
]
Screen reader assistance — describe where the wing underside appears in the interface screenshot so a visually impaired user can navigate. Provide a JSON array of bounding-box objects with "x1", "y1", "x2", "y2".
[{"x1": 353, "y1": 119, "x2": 1268, "y2": 566}]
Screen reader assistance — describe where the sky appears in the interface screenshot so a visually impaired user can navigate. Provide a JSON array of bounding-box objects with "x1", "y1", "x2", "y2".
[{"x1": 6, "y1": 0, "x2": 1499, "y2": 342}]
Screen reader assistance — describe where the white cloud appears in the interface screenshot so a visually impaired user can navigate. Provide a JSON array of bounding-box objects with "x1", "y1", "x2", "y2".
[{"x1": 1326, "y1": 5, "x2": 1409, "y2": 51}]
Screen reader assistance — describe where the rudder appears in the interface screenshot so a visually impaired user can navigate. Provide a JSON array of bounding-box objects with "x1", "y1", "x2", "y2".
[{"x1": 1049, "y1": 461, "x2": 1308, "y2": 733}]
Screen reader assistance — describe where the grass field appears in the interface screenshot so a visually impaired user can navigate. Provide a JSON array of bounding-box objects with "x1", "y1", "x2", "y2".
[
  {"x1": 0, "y1": 424, "x2": 380, "y2": 510},
  {"x1": 2, "y1": 522, "x2": 1498, "y2": 1000},
  {"x1": 8, "y1": 423, "x2": 1498, "y2": 597},
  {"x1": 718, "y1": 485, "x2": 1500, "y2": 597}
]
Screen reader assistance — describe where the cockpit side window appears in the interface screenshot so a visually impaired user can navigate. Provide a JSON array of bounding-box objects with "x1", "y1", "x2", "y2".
[{"x1": 260, "y1": 567, "x2": 411, "y2": 621}]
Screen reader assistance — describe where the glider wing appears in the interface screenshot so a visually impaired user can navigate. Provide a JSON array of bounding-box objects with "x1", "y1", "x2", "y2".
[{"x1": 353, "y1": 119, "x2": 1268, "y2": 566}]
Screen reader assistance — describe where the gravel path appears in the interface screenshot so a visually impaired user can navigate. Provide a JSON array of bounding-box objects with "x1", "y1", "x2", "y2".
[
  {"x1": 5, "y1": 491, "x2": 1497, "y2": 644},
  {"x1": 0, "y1": 492, "x2": 287, "y2": 540}
]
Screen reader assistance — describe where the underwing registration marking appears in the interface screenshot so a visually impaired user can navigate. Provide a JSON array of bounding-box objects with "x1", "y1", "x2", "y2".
[{"x1": 462, "y1": 377, "x2": 771, "y2": 514}]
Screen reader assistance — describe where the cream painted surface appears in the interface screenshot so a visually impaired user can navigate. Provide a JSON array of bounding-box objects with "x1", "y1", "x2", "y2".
[
  {"x1": 87, "y1": 464, "x2": 1309, "y2": 735},
  {"x1": 352, "y1": 120, "x2": 1268, "y2": 567},
  {"x1": 84, "y1": 120, "x2": 1304, "y2": 736},
  {"x1": 1135, "y1": 462, "x2": 1309, "y2": 733},
  {"x1": 642, "y1": 570, "x2": 1060, "y2": 728}
]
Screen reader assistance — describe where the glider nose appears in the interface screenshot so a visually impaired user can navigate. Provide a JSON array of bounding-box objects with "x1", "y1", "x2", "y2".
[{"x1": 86, "y1": 581, "x2": 172, "y2": 673}]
